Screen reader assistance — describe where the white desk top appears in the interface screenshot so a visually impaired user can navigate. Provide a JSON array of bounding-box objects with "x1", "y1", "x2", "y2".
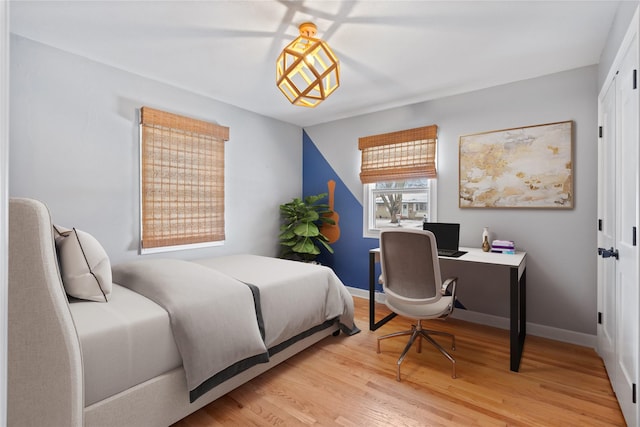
[
  {"x1": 370, "y1": 246, "x2": 526, "y2": 273},
  {"x1": 454, "y1": 247, "x2": 526, "y2": 268}
]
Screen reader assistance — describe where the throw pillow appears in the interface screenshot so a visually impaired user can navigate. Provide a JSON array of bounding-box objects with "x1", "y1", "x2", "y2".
[{"x1": 53, "y1": 225, "x2": 112, "y2": 302}]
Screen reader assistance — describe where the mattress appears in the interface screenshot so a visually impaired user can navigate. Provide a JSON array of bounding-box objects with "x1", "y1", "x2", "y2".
[{"x1": 68, "y1": 284, "x2": 182, "y2": 406}]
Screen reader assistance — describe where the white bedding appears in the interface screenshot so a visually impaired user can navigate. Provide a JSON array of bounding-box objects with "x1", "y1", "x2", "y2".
[
  {"x1": 68, "y1": 284, "x2": 182, "y2": 405},
  {"x1": 111, "y1": 258, "x2": 270, "y2": 403},
  {"x1": 73, "y1": 254, "x2": 358, "y2": 406},
  {"x1": 194, "y1": 254, "x2": 359, "y2": 348}
]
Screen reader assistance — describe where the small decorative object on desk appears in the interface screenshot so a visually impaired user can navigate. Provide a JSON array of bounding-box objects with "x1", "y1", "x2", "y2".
[
  {"x1": 482, "y1": 227, "x2": 491, "y2": 252},
  {"x1": 491, "y1": 240, "x2": 515, "y2": 254}
]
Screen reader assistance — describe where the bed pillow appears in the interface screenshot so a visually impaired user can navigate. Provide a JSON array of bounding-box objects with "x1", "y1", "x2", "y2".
[{"x1": 53, "y1": 225, "x2": 112, "y2": 302}]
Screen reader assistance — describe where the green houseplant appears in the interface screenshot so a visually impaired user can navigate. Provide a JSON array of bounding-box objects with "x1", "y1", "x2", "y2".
[{"x1": 279, "y1": 193, "x2": 335, "y2": 262}]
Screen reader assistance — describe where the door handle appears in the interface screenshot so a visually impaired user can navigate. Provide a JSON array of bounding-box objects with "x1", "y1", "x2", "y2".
[{"x1": 598, "y1": 247, "x2": 619, "y2": 259}]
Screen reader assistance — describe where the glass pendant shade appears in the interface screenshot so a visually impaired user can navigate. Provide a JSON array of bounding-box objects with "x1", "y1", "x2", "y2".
[{"x1": 276, "y1": 23, "x2": 340, "y2": 108}]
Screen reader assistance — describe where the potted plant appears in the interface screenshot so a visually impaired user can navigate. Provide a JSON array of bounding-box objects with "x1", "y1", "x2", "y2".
[{"x1": 279, "y1": 193, "x2": 335, "y2": 262}]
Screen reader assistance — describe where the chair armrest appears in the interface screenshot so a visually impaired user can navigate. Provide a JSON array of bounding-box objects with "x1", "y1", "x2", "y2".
[
  {"x1": 441, "y1": 277, "x2": 457, "y2": 315},
  {"x1": 441, "y1": 277, "x2": 457, "y2": 297}
]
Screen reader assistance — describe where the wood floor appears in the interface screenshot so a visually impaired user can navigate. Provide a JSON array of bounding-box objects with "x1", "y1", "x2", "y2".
[{"x1": 174, "y1": 297, "x2": 625, "y2": 426}]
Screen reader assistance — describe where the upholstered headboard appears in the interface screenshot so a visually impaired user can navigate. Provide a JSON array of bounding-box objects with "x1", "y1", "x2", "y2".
[{"x1": 8, "y1": 198, "x2": 83, "y2": 426}]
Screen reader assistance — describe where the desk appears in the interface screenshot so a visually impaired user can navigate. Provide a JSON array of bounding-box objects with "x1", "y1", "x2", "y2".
[{"x1": 368, "y1": 247, "x2": 527, "y2": 372}]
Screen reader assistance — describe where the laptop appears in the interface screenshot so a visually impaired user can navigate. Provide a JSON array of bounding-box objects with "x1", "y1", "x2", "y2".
[{"x1": 422, "y1": 222, "x2": 467, "y2": 258}]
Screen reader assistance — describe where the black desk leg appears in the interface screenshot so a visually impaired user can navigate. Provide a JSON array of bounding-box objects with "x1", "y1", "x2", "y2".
[
  {"x1": 369, "y1": 251, "x2": 396, "y2": 331},
  {"x1": 509, "y1": 267, "x2": 526, "y2": 371}
]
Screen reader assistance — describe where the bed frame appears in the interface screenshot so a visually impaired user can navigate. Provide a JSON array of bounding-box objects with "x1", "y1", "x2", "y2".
[{"x1": 8, "y1": 198, "x2": 339, "y2": 426}]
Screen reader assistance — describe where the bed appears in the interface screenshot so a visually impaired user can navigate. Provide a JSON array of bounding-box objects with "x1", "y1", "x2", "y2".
[{"x1": 7, "y1": 197, "x2": 358, "y2": 426}]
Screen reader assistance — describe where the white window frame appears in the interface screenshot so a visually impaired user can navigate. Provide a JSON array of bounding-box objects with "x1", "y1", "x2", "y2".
[{"x1": 363, "y1": 179, "x2": 437, "y2": 238}]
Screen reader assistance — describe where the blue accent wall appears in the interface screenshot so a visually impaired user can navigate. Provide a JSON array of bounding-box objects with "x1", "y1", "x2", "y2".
[{"x1": 302, "y1": 131, "x2": 380, "y2": 291}]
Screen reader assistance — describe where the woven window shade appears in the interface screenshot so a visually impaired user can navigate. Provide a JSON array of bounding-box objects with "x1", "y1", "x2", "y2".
[
  {"x1": 140, "y1": 106, "x2": 229, "y2": 250},
  {"x1": 358, "y1": 125, "x2": 438, "y2": 184}
]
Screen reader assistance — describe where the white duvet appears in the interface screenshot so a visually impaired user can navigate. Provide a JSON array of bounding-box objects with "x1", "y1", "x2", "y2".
[
  {"x1": 112, "y1": 254, "x2": 358, "y2": 403},
  {"x1": 195, "y1": 254, "x2": 359, "y2": 348}
]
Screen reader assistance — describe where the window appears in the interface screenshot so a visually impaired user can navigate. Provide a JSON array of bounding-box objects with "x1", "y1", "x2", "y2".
[
  {"x1": 359, "y1": 125, "x2": 438, "y2": 237},
  {"x1": 363, "y1": 180, "x2": 436, "y2": 237},
  {"x1": 139, "y1": 106, "x2": 229, "y2": 253}
]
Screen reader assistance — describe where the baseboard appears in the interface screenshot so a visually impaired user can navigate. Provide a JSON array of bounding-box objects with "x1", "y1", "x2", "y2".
[
  {"x1": 348, "y1": 286, "x2": 386, "y2": 303},
  {"x1": 450, "y1": 308, "x2": 597, "y2": 348},
  {"x1": 347, "y1": 287, "x2": 597, "y2": 349}
]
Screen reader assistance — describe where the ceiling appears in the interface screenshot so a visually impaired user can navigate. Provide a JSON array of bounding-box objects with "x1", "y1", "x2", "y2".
[{"x1": 9, "y1": 1, "x2": 623, "y2": 127}]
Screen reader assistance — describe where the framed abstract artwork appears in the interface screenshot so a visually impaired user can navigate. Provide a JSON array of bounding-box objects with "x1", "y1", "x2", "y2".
[{"x1": 459, "y1": 120, "x2": 573, "y2": 208}]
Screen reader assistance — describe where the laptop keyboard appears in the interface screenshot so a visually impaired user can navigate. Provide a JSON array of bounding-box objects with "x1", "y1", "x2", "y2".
[{"x1": 438, "y1": 249, "x2": 467, "y2": 258}]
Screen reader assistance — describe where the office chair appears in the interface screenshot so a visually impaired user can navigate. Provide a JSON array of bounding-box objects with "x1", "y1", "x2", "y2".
[{"x1": 377, "y1": 229, "x2": 458, "y2": 380}]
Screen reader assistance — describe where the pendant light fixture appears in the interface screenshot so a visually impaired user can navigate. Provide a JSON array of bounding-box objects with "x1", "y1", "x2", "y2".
[{"x1": 276, "y1": 22, "x2": 340, "y2": 108}]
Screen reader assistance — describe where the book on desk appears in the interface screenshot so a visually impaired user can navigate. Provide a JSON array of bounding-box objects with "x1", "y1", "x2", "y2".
[{"x1": 491, "y1": 239, "x2": 516, "y2": 254}]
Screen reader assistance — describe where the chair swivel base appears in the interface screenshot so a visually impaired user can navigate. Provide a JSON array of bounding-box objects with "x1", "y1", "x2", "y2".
[{"x1": 377, "y1": 320, "x2": 456, "y2": 380}]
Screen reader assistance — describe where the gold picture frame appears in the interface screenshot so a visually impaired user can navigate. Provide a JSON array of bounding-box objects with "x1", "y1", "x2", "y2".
[{"x1": 459, "y1": 120, "x2": 573, "y2": 208}]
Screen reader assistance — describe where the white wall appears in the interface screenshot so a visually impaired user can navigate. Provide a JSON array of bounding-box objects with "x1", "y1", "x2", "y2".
[
  {"x1": 1, "y1": 2, "x2": 8, "y2": 425},
  {"x1": 306, "y1": 66, "x2": 599, "y2": 336},
  {"x1": 9, "y1": 35, "x2": 302, "y2": 264}
]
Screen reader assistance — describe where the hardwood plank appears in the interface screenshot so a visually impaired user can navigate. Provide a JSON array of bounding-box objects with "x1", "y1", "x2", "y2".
[{"x1": 173, "y1": 296, "x2": 625, "y2": 426}]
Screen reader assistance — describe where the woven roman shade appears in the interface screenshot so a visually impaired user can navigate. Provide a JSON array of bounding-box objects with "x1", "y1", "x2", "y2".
[
  {"x1": 358, "y1": 125, "x2": 438, "y2": 183},
  {"x1": 140, "y1": 106, "x2": 229, "y2": 250}
]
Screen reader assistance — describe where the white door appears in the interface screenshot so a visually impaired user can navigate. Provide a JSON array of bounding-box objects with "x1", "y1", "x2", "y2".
[
  {"x1": 614, "y1": 32, "x2": 639, "y2": 424},
  {"x1": 597, "y1": 77, "x2": 617, "y2": 372},
  {"x1": 598, "y1": 23, "x2": 639, "y2": 426}
]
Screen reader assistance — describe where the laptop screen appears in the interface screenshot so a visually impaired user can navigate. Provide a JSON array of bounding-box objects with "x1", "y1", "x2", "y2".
[{"x1": 422, "y1": 222, "x2": 460, "y2": 251}]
